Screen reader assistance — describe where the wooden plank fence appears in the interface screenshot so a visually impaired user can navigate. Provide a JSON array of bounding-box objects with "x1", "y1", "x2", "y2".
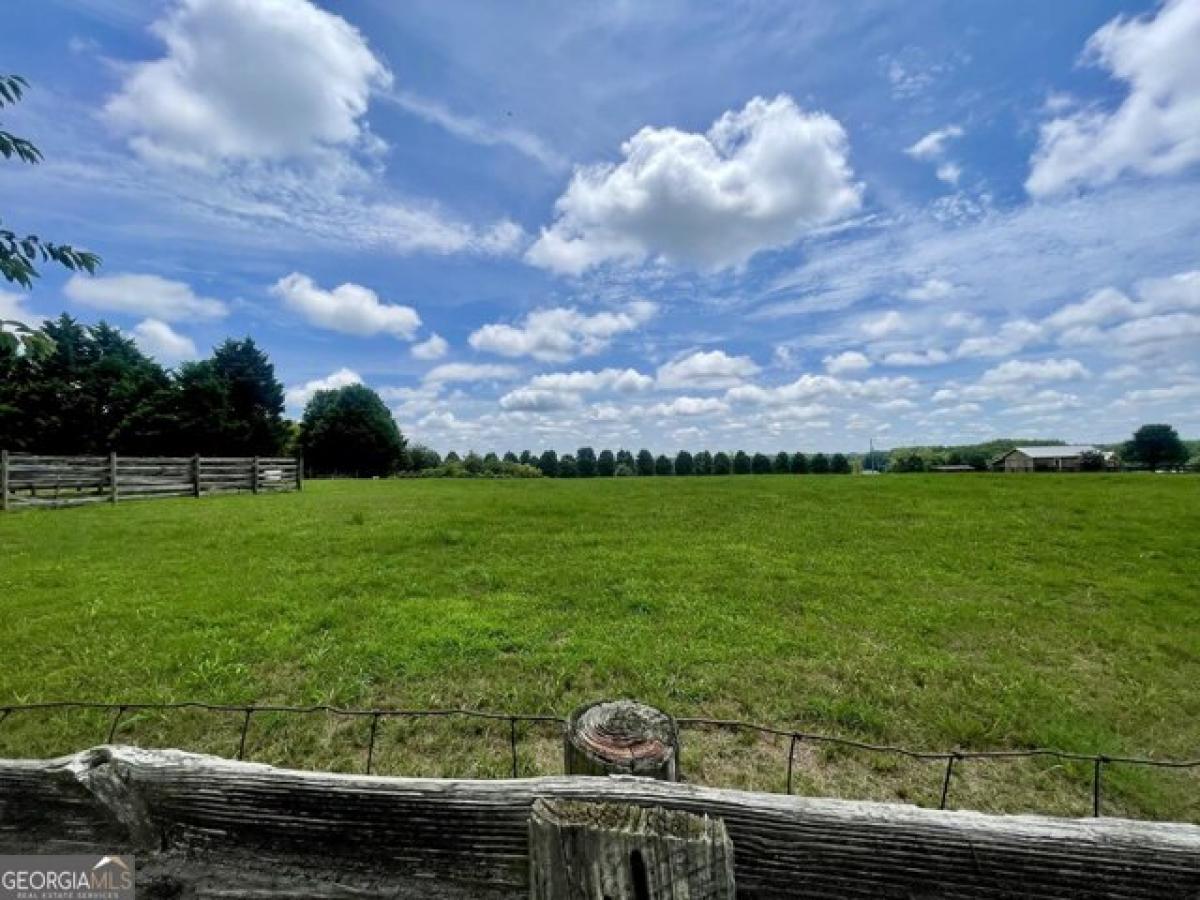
[
  {"x1": 0, "y1": 451, "x2": 301, "y2": 510},
  {"x1": 2, "y1": 746, "x2": 1198, "y2": 898}
]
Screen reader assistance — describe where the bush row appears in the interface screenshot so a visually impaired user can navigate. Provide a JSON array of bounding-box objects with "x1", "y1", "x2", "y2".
[{"x1": 406, "y1": 448, "x2": 853, "y2": 477}]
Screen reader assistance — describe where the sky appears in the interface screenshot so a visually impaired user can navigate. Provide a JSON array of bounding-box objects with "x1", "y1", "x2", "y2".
[{"x1": 2, "y1": 0, "x2": 1199, "y2": 454}]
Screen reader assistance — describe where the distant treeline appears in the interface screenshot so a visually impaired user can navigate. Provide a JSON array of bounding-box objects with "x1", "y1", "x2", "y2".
[{"x1": 407, "y1": 448, "x2": 854, "y2": 478}]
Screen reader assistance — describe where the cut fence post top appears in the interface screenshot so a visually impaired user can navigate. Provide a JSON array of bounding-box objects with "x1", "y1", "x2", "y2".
[
  {"x1": 565, "y1": 700, "x2": 679, "y2": 781},
  {"x1": 529, "y1": 799, "x2": 734, "y2": 900}
]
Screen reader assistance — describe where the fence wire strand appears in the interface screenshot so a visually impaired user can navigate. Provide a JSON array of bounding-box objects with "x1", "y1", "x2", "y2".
[{"x1": 2, "y1": 701, "x2": 1197, "y2": 818}]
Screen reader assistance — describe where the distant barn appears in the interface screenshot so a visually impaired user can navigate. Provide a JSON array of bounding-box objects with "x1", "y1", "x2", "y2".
[{"x1": 990, "y1": 445, "x2": 1115, "y2": 472}]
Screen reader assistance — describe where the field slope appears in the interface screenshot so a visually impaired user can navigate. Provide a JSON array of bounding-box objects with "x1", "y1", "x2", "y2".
[{"x1": 2, "y1": 475, "x2": 1197, "y2": 820}]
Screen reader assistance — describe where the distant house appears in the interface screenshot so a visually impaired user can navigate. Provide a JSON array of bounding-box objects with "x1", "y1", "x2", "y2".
[{"x1": 990, "y1": 445, "x2": 1115, "y2": 472}]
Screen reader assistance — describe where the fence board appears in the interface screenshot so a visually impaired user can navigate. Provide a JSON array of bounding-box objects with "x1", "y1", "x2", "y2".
[
  {"x1": 1, "y1": 453, "x2": 300, "y2": 509},
  {"x1": 0, "y1": 747, "x2": 1197, "y2": 899}
]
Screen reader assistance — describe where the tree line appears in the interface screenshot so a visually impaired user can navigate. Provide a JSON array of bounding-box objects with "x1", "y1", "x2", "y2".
[
  {"x1": 1, "y1": 314, "x2": 290, "y2": 455},
  {"x1": 411, "y1": 447, "x2": 854, "y2": 478}
]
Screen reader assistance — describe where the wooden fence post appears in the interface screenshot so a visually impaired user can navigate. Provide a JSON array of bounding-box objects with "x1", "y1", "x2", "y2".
[
  {"x1": 565, "y1": 700, "x2": 680, "y2": 781},
  {"x1": 192, "y1": 455, "x2": 201, "y2": 498},
  {"x1": 1, "y1": 449, "x2": 8, "y2": 512},
  {"x1": 296, "y1": 455, "x2": 303, "y2": 491},
  {"x1": 529, "y1": 799, "x2": 734, "y2": 900},
  {"x1": 251, "y1": 456, "x2": 259, "y2": 494},
  {"x1": 108, "y1": 452, "x2": 118, "y2": 504}
]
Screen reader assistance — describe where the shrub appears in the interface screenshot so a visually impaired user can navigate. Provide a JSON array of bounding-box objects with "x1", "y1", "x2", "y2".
[{"x1": 614, "y1": 463, "x2": 635, "y2": 476}]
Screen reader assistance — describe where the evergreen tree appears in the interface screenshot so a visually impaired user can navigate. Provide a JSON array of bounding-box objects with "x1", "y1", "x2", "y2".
[
  {"x1": 790, "y1": 452, "x2": 809, "y2": 474},
  {"x1": 752, "y1": 452, "x2": 772, "y2": 474},
  {"x1": 616, "y1": 449, "x2": 635, "y2": 471},
  {"x1": 576, "y1": 446, "x2": 597, "y2": 477},
  {"x1": 772, "y1": 451, "x2": 791, "y2": 474},
  {"x1": 597, "y1": 449, "x2": 616, "y2": 476},
  {"x1": 713, "y1": 451, "x2": 732, "y2": 475},
  {"x1": 674, "y1": 450, "x2": 694, "y2": 475},
  {"x1": 694, "y1": 450, "x2": 713, "y2": 475},
  {"x1": 463, "y1": 451, "x2": 485, "y2": 474},
  {"x1": 830, "y1": 452, "x2": 851, "y2": 474},
  {"x1": 655, "y1": 454, "x2": 674, "y2": 475},
  {"x1": 537, "y1": 449, "x2": 558, "y2": 477},
  {"x1": 732, "y1": 450, "x2": 751, "y2": 474},
  {"x1": 444, "y1": 451, "x2": 461, "y2": 464},
  {"x1": 810, "y1": 452, "x2": 831, "y2": 474},
  {"x1": 173, "y1": 338, "x2": 287, "y2": 455},
  {"x1": 636, "y1": 448, "x2": 656, "y2": 475},
  {"x1": 503, "y1": 451, "x2": 519, "y2": 464},
  {"x1": 519, "y1": 450, "x2": 533, "y2": 465},
  {"x1": 558, "y1": 453, "x2": 578, "y2": 477}
]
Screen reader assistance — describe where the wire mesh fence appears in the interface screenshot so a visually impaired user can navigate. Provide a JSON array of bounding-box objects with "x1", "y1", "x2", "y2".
[{"x1": 2, "y1": 700, "x2": 1197, "y2": 820}]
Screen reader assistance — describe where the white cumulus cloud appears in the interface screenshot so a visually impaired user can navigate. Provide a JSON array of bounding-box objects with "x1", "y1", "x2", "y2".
[
  {"x1": 656, "y1": 350, "x2": 761, "y2": 390},
  {"x1": 422, "y1": 363, "x2": 520, "y2": 385},
  {"x1": 1027, "y1": 0, "x2": 1200, "y2": 196},
  {"x1": 284, "y1": 366, "x2": 362, "y2": 408},
  {"x1": 65, "y1": 273, "x2": 227, "y2": 322},
  {"x1": 131, "y1": 318, "x2": 197, "y2": 364},
  {"x1": 979, "y1": 357, "x2": 1089, "y2": 385},
  {"x1": 498, "y1": 388, "x2": 582, "y2": 412},
  {"x1": 528, "y1": 368, "x2": 654, "y2": 394},
  {"x1": 271, "y1": 273, "x2": 420, "y2": 339},
  {"x1": 823, "y1": 350, "x2": 872, "y2": 374},
  {"x1": 105, "y1": 0, "x2": 391, "y2": 167},
  {"x1": 469, "y1": 301, "x2": 655, "y2": 362},
  {"x1": 649, "y1": 396, "x2": 729, "y2": 417},
  {"x1": 411, "y1": 333, "x2": 449, "y2": 360},
  {"x1": 526, "y1": 94, "x2": 862, "y2": 274}
]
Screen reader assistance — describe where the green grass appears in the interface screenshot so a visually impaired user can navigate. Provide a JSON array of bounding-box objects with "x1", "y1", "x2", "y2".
[{"x1": 2, "y1": 475, "x2": 1198, "y2": 820}]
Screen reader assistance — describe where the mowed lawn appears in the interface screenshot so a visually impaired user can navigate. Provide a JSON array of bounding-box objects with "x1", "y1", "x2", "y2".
[{"x1": 2, "y1": 475, "x2": 1198, "y2": 820}]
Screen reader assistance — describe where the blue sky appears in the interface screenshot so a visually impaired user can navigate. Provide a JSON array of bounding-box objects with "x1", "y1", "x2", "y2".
[{"x1": 3, "y1": 0, "x2": 1198, "y2": 453}]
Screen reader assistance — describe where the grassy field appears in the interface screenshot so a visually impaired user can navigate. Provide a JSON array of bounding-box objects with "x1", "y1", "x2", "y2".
[{"x1": 2, "y1": 475, "x2": 1198, "y2": 820}]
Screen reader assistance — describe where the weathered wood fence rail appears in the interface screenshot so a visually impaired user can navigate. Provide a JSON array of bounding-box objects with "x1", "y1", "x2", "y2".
[
  {"x1": 0, "y1": 451, "x2": 301, "y2": 510},
  {"x1": 1, "y1": 746, "x2": 1198, "y2": 898}
]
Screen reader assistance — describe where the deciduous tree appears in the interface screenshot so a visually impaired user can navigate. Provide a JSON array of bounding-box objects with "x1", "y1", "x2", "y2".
[
  {"x1": 300, "y1": 384, "x2": 405, "y2": 477},
  {"x1": 1124, "y1": 424, "x2": 1187, "y2": 471}
]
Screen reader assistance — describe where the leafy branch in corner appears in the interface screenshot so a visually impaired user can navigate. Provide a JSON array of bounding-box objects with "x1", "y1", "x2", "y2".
[{"x1": 1, "y1": 72, "x2": 100, "y2": 289}]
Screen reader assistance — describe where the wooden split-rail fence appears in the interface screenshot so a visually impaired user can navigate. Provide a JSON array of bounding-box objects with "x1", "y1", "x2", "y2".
[
  {"x1": 2, "y1": 700, "x2": 1198, "y2": 897},
  {"x1": 0, "y1": 451, "x2": 301, "y2": 510}
]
